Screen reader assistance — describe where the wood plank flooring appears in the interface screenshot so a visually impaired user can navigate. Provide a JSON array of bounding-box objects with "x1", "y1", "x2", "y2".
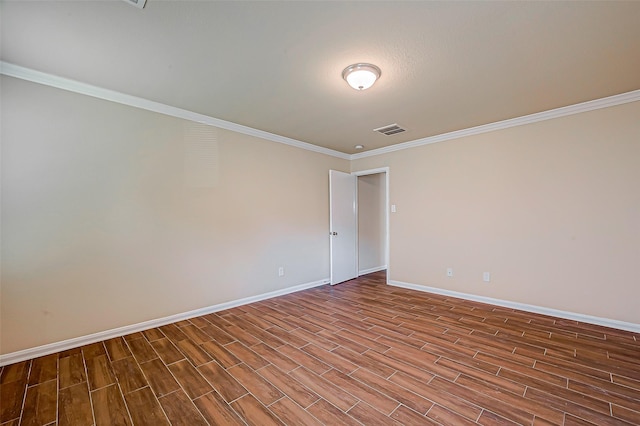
[{"x1": 2, "y1": 271, "x2": 639, "y2": 425}]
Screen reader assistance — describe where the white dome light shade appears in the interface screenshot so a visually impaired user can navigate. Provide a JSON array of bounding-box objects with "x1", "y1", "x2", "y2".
[{"x1": 342, "y1": 63, "x2": 381, "y2": 90}]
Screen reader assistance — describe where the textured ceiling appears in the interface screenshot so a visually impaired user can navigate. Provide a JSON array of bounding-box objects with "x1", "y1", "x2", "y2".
[{"x1": 2, "y1": 1, "x2": 640, "y2": 154}]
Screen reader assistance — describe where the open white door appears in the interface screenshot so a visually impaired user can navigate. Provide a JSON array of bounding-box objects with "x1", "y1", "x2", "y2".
[{"x1": 329, "y1": 170, "x2": 357, "y2": 285}]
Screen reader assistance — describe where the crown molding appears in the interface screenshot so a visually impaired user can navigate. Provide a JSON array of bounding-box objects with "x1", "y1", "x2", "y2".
[
  {"x1": 3, "y1": 61, "x2": 637, "y2": 162},
  {"x1": 351, "y1": 89, "x2": 640, "y2": 160},
  {"x1": 0, "y1": 61, "x2": 350, "y2": 160}
]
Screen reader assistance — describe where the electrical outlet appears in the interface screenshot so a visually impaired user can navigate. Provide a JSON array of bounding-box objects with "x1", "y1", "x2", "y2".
[
  {"x1": 483, "y1": 272, "x2": 491, "y2": 282},
  {"x1": 278, "y1": 266, "x2": 285, "y2": 277},
  {"x1": 446, "y1": 267, "x2": 453, "y2": 277}
]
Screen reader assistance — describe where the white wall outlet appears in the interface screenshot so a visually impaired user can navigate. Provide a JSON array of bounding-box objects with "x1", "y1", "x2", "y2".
[
  {"x1": 483, "y1": 272, "x2": 491, "y2": 282},
  {"x1": 446, "y1": 267, "x2": 453, "y2": 277},
  {"x1": 391, "y1": 204, "x2": 397, "y2": 213},
  {"x1": 278, "y1": 266, "x2": 285, "y2": 277}
]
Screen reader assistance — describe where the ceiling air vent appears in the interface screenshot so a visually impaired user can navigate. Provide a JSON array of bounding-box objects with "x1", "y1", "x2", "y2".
[
  {"x1": 122, "y1": 0, "x2": 147, "y2": 9},
  {"x1": 373, "y1": 123, "x2": 406, "y2": 136}
]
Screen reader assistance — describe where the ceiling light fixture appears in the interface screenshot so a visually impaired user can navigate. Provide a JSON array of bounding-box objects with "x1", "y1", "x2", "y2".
[{"x1": 342, "y1": 63, "x2": 381, "y2": 91}]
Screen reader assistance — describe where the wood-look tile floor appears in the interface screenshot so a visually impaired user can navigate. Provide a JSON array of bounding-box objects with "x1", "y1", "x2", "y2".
[{"x1": 2, "y1": 271, "x2": 640, "y2": 425}]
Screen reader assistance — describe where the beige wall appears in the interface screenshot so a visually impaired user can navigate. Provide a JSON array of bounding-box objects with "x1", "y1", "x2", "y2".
[
  {"x1": 352, "y1": 101, "x2": 640, "y2": 324},
  {"x1": 2, "y1": 74, "x2": 638, "y2": 356},
  {"x1": 357, "y1": 173, "x2": 386, "y2": 272},
  {"x1": 1, "y1": 76, "x2": 349, "y2": 354}
]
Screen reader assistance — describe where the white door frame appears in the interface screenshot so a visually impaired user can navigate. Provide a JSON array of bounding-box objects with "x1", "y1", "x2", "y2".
[{"x1": 352, "y1": 167, "x2": 390, "y2": 282}]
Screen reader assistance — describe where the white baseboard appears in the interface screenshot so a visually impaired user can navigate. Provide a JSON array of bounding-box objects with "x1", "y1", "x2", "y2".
[
  {"x1": 359, "y1": 265, "x2": 387, "y2": 276},
  {"x1": 388, "y1": 280, "x2": 640, "y2": 334},
  {"x1": 0, "y1": 278, "x2": 329, "y2": 366}
]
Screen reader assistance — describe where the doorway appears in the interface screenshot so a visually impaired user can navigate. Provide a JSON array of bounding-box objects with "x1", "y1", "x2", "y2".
[
  {"x1": 356, "y1": 171, "x2": 387, "y2": 276},
  {"x1": 329, "y1": 168, "x2": 389, "y2": 285}
]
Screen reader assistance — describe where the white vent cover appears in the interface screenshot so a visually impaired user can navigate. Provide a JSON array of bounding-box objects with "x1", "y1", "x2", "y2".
[
  {"x1": 373, "y1": 123, "x2": 406, "y2": 136},
  {"x1": 123, "y1": 0, "x2": 147, "y2": 9}
]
